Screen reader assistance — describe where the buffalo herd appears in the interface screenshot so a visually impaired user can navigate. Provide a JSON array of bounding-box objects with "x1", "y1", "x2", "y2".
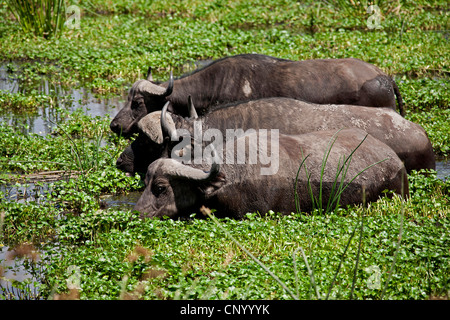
[{"x1": 110, "y1": 54, "x2": 435, "y2": 219}]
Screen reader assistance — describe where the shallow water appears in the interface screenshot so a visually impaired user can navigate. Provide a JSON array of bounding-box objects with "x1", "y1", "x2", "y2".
[
  {"x1": 101, "y1": 191, "x2": 142, "y2": 210},
  {"x1": 1, "y1": 59, "x2": 449, "y2": 209},
  {"x1": 0, "y1": 90, "x2": 125, "y2": 136},
  {"x1": 436, "y1": 160, "x2": 450, "y2": 181},
  {"x1": 0, "y1": 245, "x2": 42, "y2": 299},
  {"x1": 1, "y1": 60, "x2": 449, "y2": 298},
  {"x1": 1, "y1": 62, "x2": 127, "y2": 136}
]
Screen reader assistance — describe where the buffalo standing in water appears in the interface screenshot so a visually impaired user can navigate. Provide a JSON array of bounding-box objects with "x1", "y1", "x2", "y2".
[
  {"x1": 110, "y1": 54, "x2": 404, "y2": 137},
  {"x1": 117, "y1": 98, "x2": 433, "y2": 176},
  {"x1": 133, "y1": 128, "x2": 409, "y2": 219}
]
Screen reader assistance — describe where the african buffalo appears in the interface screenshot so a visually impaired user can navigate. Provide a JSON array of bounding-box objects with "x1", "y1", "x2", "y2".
[
  {"x1": 116, "y1": 97, "x2": 433, "y2": 175},
  {"x1": 133, "y1": 128, "x2": 409, "y2": 219},
  {"x1": 110, "y1": 54, "x2": 404, "y2": 137}
]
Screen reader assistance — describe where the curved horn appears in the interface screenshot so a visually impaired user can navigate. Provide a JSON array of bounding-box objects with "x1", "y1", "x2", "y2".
[
  {"x1": 188, "y1": 95, "x2": 198, "y2": 119},
  {"x1": 134, "y1": 79, "x2": 168, "y2": 96},
  {"x1": 133, "y1": 70, "x2": 173, "y2": 96},
  {"x1": 165, "y1": 159, "x2": 220, "y2": 182},
  {"x1": 146, "y1": 66, "x2": 153, "y2": 81},
  {"x1": 164, "y1": 71, "x2": 174, "y2": 97},
  {"x1": 161, "y1": 101, "x2": 178, "y2": 141}
]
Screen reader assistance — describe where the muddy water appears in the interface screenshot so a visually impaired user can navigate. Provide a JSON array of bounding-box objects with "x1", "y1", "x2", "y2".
[
  {"x1": 0, "y1": 60, "x2": 449, "y2": 210},
  {"x1": 0, "y1": 62, "x2": 125, "y2": 135},
  {"x1": 1, "y1": 62, "x2": 449, "y2": 299},
  {"x1": 2, "y1": 62, "x2": 450, "y2": 204},
  {"x1": 101, "y1": 191, "x2": 142, "y2": 210},
  {"x1": 0, "y1": 245, "x2": 42, "y2": 299}
]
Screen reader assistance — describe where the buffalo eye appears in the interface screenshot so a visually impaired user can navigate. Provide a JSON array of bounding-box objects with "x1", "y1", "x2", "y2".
[
  {"x1": 152, "y1": 184, "x2": 166, "y2": 196},
  {"x1": 130, "y1": 97, "x2": 146, "y2": 118}
]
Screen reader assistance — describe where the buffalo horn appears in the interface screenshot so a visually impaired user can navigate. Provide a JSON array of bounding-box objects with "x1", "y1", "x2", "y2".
[
  {"x1": 167, "y1": 158, "x2": 220, "y2": 182},
  {"x1": 188, "y1": 95, "x2": 198, "y2": 119},
  {"x1": 135, "y1": 70, "x2": 173, "y2": 96},
  {"x1": 161, "y1": 101, "x2": 178, "y2": 141},
  {"x1": 146, "y1": 66, "x2": 153, "y2": 81},
  {"x1": 164, "y1": 71, "x2": 174, "y2": 97}
]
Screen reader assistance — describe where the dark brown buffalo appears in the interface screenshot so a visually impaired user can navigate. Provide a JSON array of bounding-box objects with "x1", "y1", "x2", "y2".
[
  {"x1": 116, "y1": 98, "x2": 433, "y2": 175},
  {"x1": 110, "y1": 54, "x2": 404, "y2": 137},
  {"x1": 133, "y1": 128, "x2": 409, "y2": 219}
]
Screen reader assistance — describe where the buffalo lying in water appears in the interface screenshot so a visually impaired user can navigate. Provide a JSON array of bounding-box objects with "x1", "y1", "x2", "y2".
[
  {"x1": 133, "y1": 128, "x2": 409, "y2": 219},
  {"x1": 116, "y1": 97, "x2": 433, "y2": 175},
  {"x1": 110, "y1": 54, "x2": 404, "y2": 137}
]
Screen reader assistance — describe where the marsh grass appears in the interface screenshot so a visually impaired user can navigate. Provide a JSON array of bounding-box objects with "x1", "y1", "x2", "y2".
[
  {"x1": 0, "y1": 0, "x2": 448, "y2": 300},
  {"x1": 291, "y1": 132, "x2": 406, "y2": 299},
  {"x1": 48, "y1": 116, "x2": 117, "y2": 177},
  {"x1": 297, "y1": 170, "x2": 408, "y2": 300},
  {"x1": 295, "y1": 130, "x2": 387, "y2": 215},
  {"x1": 6, "y1": 0, "x2": 66, "y2": 39},
  {"x1": 199, "y1": 134, "x2": 405, "y2": 300},
  {"x1": 200, "y1": 196, "x2": 407, "y2": 300},
  {"x1": 200, "y1": 206, "x2": 299, "y2": 300}
]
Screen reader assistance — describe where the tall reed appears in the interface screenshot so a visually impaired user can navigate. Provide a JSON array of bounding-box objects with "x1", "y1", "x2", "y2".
[
  {"x1": 6, "y1": 0, "x2": 66, "y2": 39},
  {"x1": 295, "y1": 130, "x2": 387, "y2": 215}
]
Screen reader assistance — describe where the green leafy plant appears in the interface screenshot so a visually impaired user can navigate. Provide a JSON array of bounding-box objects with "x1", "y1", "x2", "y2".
[
  {"x1": 6, "y1": 0, "x2": 66, "y2": 39},
  {"x1": 0, "y1": 0, "x2": 448, "y2": 301},
  {"x1": 406, "y1": 107, "x2": 450, "y2": 156},
  {"x1": 295, "y1": 131, "x2": 387, "y2": 215}
]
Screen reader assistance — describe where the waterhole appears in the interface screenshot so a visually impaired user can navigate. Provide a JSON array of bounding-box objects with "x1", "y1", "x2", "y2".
[
  {"x1": 0, "y1": 60, "x2": 448, "y2": 299},
  {"x1": 1, "y1": 61, "x2": 449, "y2": 210}
]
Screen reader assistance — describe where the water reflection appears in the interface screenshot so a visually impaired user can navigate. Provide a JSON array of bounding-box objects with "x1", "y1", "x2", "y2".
[
  {"x1": 0, "y1": 62, "x2": 127, "y2": 136},
  {"x1": 0, "y1": 245, "x2": 42, "y2": 299},
  {"x1": 101, "y1": 191, "x2": 141, "y2": 211},
  {"x1": 0, "y1": 88, "x2": 126, "y2": 136},
  {"x1": 436, "y1": 160, "x2": 450, "y2": 181}
]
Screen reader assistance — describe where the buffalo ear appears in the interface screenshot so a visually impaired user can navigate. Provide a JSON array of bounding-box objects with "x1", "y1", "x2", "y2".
[
  {"x1": 198, "y1": 172, "x2": 226, "y2": 197},
  {"x1": 137, "y1": 112, "x2": 165, "y2": 144}
]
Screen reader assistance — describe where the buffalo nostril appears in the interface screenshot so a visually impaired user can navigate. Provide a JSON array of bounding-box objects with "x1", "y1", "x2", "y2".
[
  {"x1": 110, "y1": 122, "x2": 119, "y2": 133},
  {"x1": 116, "y1": 157, "x2": 123, "y2": 167}
]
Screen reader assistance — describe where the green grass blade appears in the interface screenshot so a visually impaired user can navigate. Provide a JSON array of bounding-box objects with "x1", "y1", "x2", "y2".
[
  {"x1": 294, "y1": 150, "x2": 310, "y2": 214},
  {"x1": 298, "y1": 246, "x2": 321, "y2": 299},
  {"x1": 201, "y1": 207, "x2": 299, "y2": 300},
  {"x1": 325, "y1": 217, "x2": 359, "y2": 300},
  {"x1": 350, "y1": 208, "x2": 365, "y2": 299},
  {"x1": 318, "y1": 130, "x2": 342, "y2": 213},
  {"x1": 381, "y1": 171, "x2": 406, "y2": 299},
  {"x1": 5, "y1": 0, "x2": 66, "y2": 38}
]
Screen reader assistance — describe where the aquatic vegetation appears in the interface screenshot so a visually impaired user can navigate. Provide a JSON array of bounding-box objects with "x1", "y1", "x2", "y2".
[
  {"x1": 5, "y1": 0, "x2": 66, "y2": 39},
  {"x1": 406, "y1": 107, "x2": 450, "y2": 156},
  {"x1": 0, "y1": 0, "x2": 448, "y2": 89},
  {"x1": 0, "y1": 0, "x2": 449, "y2": 301}
]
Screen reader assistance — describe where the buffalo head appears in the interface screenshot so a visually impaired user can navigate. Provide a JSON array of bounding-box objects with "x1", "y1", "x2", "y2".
[
  {"x1": 115, "y1": 101, "x2": 178, "y2": 175},
  {"x1": 116, "y1": 99, "x2": 199, "y2": 175},
  {"x1": 110, "y1": 67, "x2": 174, "y2": 137},
  {"x1": 133, "y1": 158, "x2": 224, "y2": 219}
]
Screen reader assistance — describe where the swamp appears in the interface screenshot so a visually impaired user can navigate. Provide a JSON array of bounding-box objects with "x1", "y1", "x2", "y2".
[{"x1": 0, "y1": 0, "x2": 449, "y2": 300}]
